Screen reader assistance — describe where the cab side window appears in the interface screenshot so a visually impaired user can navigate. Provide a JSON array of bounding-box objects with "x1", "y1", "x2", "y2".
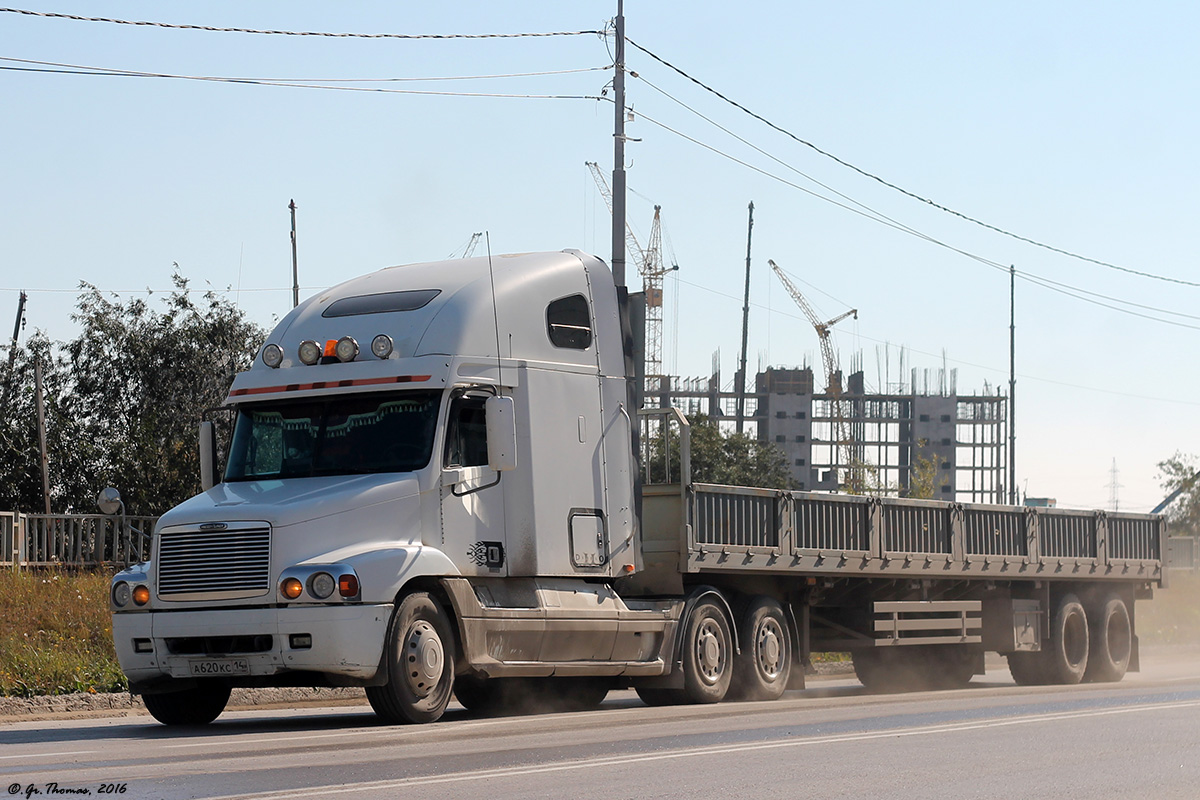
[
  {"x1": 444, "y1": 394, "x2": 489, "y2": 468},
  {"x1": 546, "y1": 294, "x2": 592, "y2": 350}
]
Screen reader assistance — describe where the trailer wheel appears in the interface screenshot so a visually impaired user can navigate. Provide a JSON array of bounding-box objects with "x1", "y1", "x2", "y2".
[
  {"x1": 680, "y1": 600, "x2": 733, "y2": 703},
  {"x1": 366, "y1": 592, "x2": 456, "y2": 724},
  {"x1": 1009, "y1": 592, "x2": 1090, "y2": 686},
  {"x1": 1044, "y1": 593, "x2": 1090, "y2": 685},
  {"x1": 1083, "y1": 594, "x2": 1131, "y2": 683},
  {"x1": 728, "y1": 596, "x2": 791, "y2": 702},
  {"x1": 1006, "y1": 651, "x2": 1048, "y2": 686},
  {"x1": 142, "y1": 683, "x2": 230, "y2": 726}
]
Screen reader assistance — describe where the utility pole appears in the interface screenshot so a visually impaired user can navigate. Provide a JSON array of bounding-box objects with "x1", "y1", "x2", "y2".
[
  {"x1": 289, "y1": 199, "x2": 300, "y2": 308},
  {"x1": 735, "y1": 201, "x2": 754, "y2": 433},
  {"x1": 1008, "y1": 264, "x2": 1017, "y2": 505},
  {"x1": 610, "y1": 0, "x2": 627, "y2": 289},
  {"x1": 2, "y1": 290, "x2": 27, "y2": 410},
  {"x1": 35, "y1": 358, "x2": 50, "y2": 515}
]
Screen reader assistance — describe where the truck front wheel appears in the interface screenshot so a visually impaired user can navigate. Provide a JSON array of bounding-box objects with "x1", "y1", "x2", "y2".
[
  {"x1": 142, "y1": 683, "x2": 230, "y2": 726},
  {"x1": 366, "y1": 592, "x2": 456, "y2": 724}
]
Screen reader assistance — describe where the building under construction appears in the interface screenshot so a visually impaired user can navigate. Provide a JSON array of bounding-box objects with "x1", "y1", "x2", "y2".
[{"x1": 650, "y1": 364, "x2": 1008, "y2": 504}]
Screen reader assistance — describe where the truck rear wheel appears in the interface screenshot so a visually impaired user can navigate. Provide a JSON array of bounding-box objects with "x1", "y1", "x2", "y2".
[
  {"x1": 680, "y1": 600, "x2": 733, "y2": 704},
  {"x1": 728, "y1": 596, "x2": 791, "y2": 701},
  {"x1": 366, "y1": 592, "x2": 456, "y2": 724},
  {"x1": 142, "y1": 683, "x2": 230, "y2": 726},
  {"x1": 1083, "y1": 594, "x2": 1131, "y2": 683}
]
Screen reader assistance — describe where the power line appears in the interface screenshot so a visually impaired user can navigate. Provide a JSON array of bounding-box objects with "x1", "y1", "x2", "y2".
[
  {"x1": 675, "y1": 276, "x2": 1200, "y2": 407},
  {"x1": 0, "y1": 56, "x2": 610, "y2": 83},
  {"x1": 0, "y1": 7, "x2": 603, "y2": 39},
  {"x1": 0, "y1": 60, "x2": 607, "y2": 101},
  {"x1": 626, "y1": 38, "x2": 1200, "y2": 289},
  {"x1": 631, "y1": 107, "x2": 1200, "y2": 330}
]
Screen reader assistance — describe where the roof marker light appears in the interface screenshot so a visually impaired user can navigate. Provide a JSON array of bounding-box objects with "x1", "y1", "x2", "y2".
[
  {"x1": 335, "y1": 336, "x2": 359, "y2": 363},
  {"x1": 298, "y1": 340, "x2": 321, "y2": 366},
  {"x1": 370, "y1": 334, "x2": 393, "y2": 359},
  {"x1": 261, "y1": 343, "x2": 284, "y2": 368}
]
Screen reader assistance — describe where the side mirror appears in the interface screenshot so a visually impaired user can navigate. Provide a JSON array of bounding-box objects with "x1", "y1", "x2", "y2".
[
  {"x1": 97, "y1": 487, "x2": 123, "y2": 516},
  {"x1": 485, "y1": 396, "x2": 518, "y2": 472},
  {"x1": 199, "y1": 421, "x2": 218, "y2": 491}
]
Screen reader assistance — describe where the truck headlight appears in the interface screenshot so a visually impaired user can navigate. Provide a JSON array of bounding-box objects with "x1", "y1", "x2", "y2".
[
  {"x1": 309, "y1": 572, "x2": 335, "y2": 599},
  {"x1": 112, "y1": 581, "x2": 131, "y2": 608}
]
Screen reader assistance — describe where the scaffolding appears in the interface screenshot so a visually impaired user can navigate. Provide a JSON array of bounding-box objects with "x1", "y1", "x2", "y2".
[{"x1": 657, "y1": 365, "x2": 1008, "y2": 504}]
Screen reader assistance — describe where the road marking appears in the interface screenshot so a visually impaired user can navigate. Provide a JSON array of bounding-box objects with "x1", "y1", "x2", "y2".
[
  {"x1": 161, "y1": 716, "x2": 507, "y2": 749},
  {"x1": 197, "y1": 698, "x2": 1200, "y2": 799},
  {"x1": 0, "y1": 750, "x2": 97, "y2": 761}
]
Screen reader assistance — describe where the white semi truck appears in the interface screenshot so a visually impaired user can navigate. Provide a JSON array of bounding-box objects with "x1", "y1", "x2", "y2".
[{"x1": 110, "y1": 250, "x2": 1166, "y2": 725}]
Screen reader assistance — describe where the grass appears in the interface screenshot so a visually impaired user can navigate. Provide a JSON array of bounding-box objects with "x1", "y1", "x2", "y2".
[{"x1": 0, "y1": 568, "x2": 126, "y2": 697}]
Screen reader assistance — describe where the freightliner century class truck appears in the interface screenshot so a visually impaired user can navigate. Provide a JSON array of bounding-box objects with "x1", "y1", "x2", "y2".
[{"x1": 110, "y1": 250, "x2": 1167, "y2": 725}]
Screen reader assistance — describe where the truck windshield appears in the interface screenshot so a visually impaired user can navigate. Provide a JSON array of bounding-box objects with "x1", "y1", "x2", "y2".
[{"x1": 224, "y1": 390, "x2": 441, "y2": 481}]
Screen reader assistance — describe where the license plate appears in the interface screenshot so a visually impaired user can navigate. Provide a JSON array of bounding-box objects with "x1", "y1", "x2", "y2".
[{"x1": 189, "y1": 658, "x2": 249, "y2": 676}]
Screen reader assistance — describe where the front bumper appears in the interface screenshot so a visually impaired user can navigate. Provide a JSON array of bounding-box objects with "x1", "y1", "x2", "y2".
[{"x1": 113, "y1": 604, "x2": 392, "y2": 686}]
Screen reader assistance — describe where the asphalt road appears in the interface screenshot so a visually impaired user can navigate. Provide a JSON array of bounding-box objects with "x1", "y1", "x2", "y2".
[{"x1": 3, "y1": 651, "x2": 1199, "y2": 800}]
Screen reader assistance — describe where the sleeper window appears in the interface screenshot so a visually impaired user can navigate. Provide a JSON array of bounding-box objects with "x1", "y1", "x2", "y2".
[{"x1": 547, "y1": 294, "x2": 592, "y2": 350}]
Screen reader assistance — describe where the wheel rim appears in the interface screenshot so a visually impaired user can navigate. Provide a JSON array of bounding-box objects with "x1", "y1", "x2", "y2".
[
  {"x1": 756, "y1": 618, "x2": 785, "y2": 679},
  {"x1": 695, "y1": 618, "x2": 726, "y2": 685},
  {"x1": 404, "y1": 620, "x2": 445, "y2": 698}
]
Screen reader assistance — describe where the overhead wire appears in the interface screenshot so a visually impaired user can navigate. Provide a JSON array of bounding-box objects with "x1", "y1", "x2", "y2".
[
  {"x1": 0, "y1": 8, "x2": 603, "y2": 39},
  {"x1": 0, "y1": 59, "x2": 608, "y2": 100},
  {"x1": 0, "y1": 56, "x2": 610, "y2": 83},
  {"x1": 674, "y1": 276, "x2": 1200, "y2": 407},
  {"x1": 630, "y1": 107, "x2": 1200, "y2": 330},
  {"x1": 625, "y1": 38, "x2": 1200, "y2": 289}
]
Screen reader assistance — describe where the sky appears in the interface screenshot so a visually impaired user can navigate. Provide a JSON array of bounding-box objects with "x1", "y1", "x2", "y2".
[{"x1": 1, "y1": 1, "x2": 1198, "y2": 512}]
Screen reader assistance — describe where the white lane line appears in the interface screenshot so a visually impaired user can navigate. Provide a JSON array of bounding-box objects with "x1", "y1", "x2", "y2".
[
  {"x1": 0, "y1": 750, "x2": 98, "y2": 761},
  {"x1": 162, "y1": 716, "x2": 507, "y2": 749},
  {"x1": 197, "y1": 699, "x2": 1200, "y2": 800}
]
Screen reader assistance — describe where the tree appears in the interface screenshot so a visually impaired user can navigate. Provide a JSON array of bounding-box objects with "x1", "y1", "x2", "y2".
[
  {"x1": 1156, "y1": 452, "x2": 1200, "y2": 535},
  {"x1": 0, "y1": 332, "x2": 85, "y2": 512},
  {"x1": 0, "y1": 273, "x2": 265, "y2": 514},
  {"x1": 646, "y1": 414, "x2": 796, "y2": 490},
  {"x1": 905, "y1": 444, "x2": 947, "y2": 500}
]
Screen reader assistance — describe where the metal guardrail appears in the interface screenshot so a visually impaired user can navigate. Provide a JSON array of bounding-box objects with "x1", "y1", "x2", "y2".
[{"x1": 1, "y1": 513, "x2": 156, "y2": 568}]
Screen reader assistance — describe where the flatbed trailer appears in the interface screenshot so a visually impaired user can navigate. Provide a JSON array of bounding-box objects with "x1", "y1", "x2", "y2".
[{"x1": 626, "y1": 407, "x2": 1165, "y2": 694}]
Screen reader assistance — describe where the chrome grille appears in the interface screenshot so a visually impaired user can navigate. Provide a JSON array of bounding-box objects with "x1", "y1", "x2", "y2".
[{"x1": 157, "y1": 525, "x2": 271, "y2": 598}]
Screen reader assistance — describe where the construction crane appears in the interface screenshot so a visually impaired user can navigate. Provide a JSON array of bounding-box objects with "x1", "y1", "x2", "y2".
[
  {"x1": 586, "y1": 161, "x2": 675, "y2": 388},
  {"x1": 448, "y1": 232, "x2": 483, "y2": 259},
  {"x1": 769, "y1": 259, "x2": 857, "y2": 475}
]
